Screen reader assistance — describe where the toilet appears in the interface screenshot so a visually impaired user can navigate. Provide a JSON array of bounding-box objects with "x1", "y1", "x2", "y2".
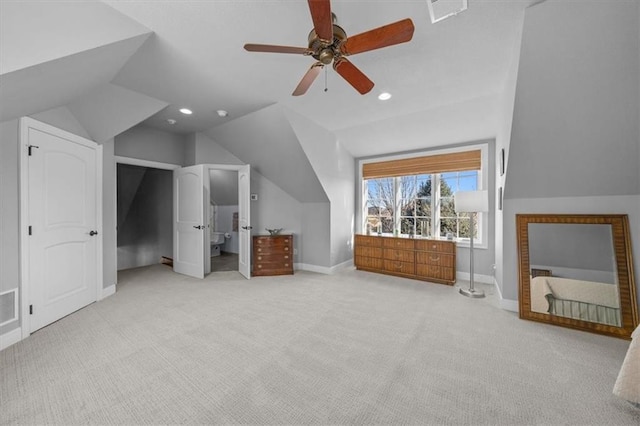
[{"x1": 210, "y1": 231, "x2": 231, "y2": 257}]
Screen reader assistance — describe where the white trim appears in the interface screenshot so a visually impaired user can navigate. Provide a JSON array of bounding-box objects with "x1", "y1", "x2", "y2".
[
  {"x1": 330, "y1": 259, "x2": 354, "y2": 274},
  {"x1": 294, "y1": 259, "x2": 355, "y2": 275},
  {"x1": 456, "y1": 271, "x2": 494, "y2": 285},
  {"x1": 0, "y1": 327, "x2": 22, "y2": 351},
  {"x1": 500, "y1": 298, "x2": 519, "y2": 312},
  {"x1": 357, "y1": 143, "x2": 489, "y2": 243},
  {"x1": 96, "y1": 144, "x2": 104, "y2": 301},
  {"x1": 19, "y1": 117, "x2": 104, "y2": 339},
  {"x1": 0, "y1": 289, "x2": 19, "y2": 327},
  {"x1": 492, "y1": 277, "x2": 519, "y2": 313},
  {"x1": 294, "y1": 263, "x2": 332, "y2": 274},
  {"x1": 115, "y1": 156, "x2": 180, "y2": 170},
  {"x1": 101, "y1": 284, "x2": 116, "y2": 299}
]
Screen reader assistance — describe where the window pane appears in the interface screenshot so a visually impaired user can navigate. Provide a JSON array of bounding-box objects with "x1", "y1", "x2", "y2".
[
  {"x1": 381, "y1": 217, "x2": 394, "y2": 233},
  {"x1": 399, "y1": 175, "x2": 417, "y2": 199},
  {"x1": 416, "y1": 198, "x2": 431, "y2": 216},
  {"x1": 400, "y1": 217, "x2": 416, "y2": 235},
  {"x1": 440, "y1": 218, "x2": 457, "y2": 238},
  {"x1": 440, "y1": 197, "x2": 456, "y2": 219},
  {"x1": 418, "y1": 219, "x2": 431, "y2": 237}
]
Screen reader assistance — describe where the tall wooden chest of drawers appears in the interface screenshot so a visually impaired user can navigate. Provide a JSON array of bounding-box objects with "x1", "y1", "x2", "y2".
[
  {"x1": 354, "y1": 234, "x2": 456, "y2": 285},
  {"x1": 252, "y1": 235, "x2": 294, "y2": 276}
]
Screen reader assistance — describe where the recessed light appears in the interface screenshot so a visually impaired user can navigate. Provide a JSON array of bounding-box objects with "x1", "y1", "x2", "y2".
[
  {"x1": 179, "y1": 108, "x2": 193, "y2": 115},
  {"x1": 378, "y1": 92, "x2": 392, "y2": 101},
  {"x1": 216, "y1": 110, "x2": 228, "y2": 117},
  {"x1": 166, "y1": 119, "x2": 177, "y2": 125}
]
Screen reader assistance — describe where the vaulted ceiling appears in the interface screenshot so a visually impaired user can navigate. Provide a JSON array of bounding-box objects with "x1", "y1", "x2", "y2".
[{"x1": 1, "y1": 0, "x2": 537, "y2": 157}]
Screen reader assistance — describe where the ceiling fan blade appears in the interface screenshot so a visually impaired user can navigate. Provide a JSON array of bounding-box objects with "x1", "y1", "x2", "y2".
[
  {"x1": 340, "y1": 18, "x2": 415, "y2": 56},
  {"x1": 308, "y1": 0, "x2": 333, "y2": 42},
  {"x1": 292, "y1": 62, "x2": 324, "y2": 96},
  {"x1": 244, "y1": 44, "x2": 311, "y2": 55},
  {"x1": 333, "y1": 58, "x2": 374, "y2": 95}
]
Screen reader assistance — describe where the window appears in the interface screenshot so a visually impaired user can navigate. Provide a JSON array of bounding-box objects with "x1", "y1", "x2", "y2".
[{"x1": 361, "y1": 147, "x2": 486, "y2": 244}]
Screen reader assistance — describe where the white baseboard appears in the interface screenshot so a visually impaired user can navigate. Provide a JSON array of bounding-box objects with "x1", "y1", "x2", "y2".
[
  {"x1": 330, "y1": 259, "x2": 354, "y2": 273},
  {"x1": 492, "y1": 277, "x2": 519, "y2": 313},
  {"x1": 294, "y1": 263, "x2": 331, "y2": 274},
  {"x1": 0, "y1": 327, "x2": 22, "y2": 351},
  {"x1": 100, "y1": 284, "x2": 116, "y2": 300},
  {"x1": 456, "y1": 271, "x2": 494, "y2": 284},
  {"x1": 295, "y1": 259, "x2": 354, "y2": 275}
]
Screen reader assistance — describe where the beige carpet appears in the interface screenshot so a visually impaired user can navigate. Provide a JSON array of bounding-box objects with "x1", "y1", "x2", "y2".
[{"x1": 1, "y1": 265, "x2": 639, "y2": 425}]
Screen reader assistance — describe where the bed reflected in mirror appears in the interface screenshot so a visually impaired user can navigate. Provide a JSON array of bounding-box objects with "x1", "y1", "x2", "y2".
[{"x1": 517, "y1": 214, "x2": 638, "y2": 339}]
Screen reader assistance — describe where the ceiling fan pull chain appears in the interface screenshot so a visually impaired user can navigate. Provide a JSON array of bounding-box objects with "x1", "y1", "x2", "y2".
[{"x1": 324, "y1": 66, "x2": 328, "y2": 92}]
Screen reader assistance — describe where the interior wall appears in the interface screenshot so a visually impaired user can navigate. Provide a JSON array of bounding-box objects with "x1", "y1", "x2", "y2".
[
  {"x1": 117, "y1": 165, "x2": 172, "y2": 270},
  {"x1": 0, "y1": 119, "x2": 20, "y2": 337},
  {"x1": 284, "y1": 108, "x2": 354, "y2": 267},
  {"x1": 115, "y1": 124, "x2": 186, "y2": 166},
  {"x1": 502, "y1": 0, "x2": 640, "y2": 308}
]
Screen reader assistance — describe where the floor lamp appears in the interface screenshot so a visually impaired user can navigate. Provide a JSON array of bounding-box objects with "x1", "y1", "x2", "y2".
[{"x1": 454, "y1": 190, "x2": 489, "y2": 298}]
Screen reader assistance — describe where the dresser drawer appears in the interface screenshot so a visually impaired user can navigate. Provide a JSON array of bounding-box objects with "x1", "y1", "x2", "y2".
[
  {"x1": 355, "y1": 256, "x2": 384, "y2": 270},
  {"x1": 355, "y1": 234, "x2": 382, "y2": 247},
  {"x1": 354, "y1": 246, "x2": 383, "y2": 258},
  {"x1": 254, "y1": 244, "x2": 291, "y2": 254},
  {"x1": 383, "y1": 260, "x2": 415, "y2": 275},
  {"x1": 414, "y1": 240, "x2": 455, "y2": 253},
  {"x1": 383, "y1": 248, "x2": 415, "y2": 263},
  {"x1": 415, "y1": 252, "x2": 454, "y2": 267},
  {"x1": 416, "y1": 264, "x2": 455, "y2": 281},
  {"x1": 254, "y1": 253, "x2": 292, "y2": 263},
  {"x1": 254, "y1": 237, "x2": 292, "y2": 247},
  {"x1": 255, "y1": 260, "x2": 292, "y2": 271},
  {"x1": 382, "y1": 238, "x2": 415, "y2": 250}
]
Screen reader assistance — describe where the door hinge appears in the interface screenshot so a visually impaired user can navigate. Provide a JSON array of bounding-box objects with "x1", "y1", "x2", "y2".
[
  {"x1": 28, "y1": 226, "x2": 32, "y2": 235},
  {"x1": 29, "y1": 305, "x2": 33, "y2": 315},
  {"x1": 28, "y1": 145, "x2": 40, "y2": 156}
]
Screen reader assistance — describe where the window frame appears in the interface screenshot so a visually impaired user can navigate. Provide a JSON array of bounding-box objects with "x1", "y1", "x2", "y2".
[{"x1": 358, "y1": 144, "x2": 489, "y2": 248}]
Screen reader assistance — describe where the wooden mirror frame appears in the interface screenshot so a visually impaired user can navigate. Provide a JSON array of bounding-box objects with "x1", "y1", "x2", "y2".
[{"x1": 517, "y1": 214, "x2": 638, "y2": 339}]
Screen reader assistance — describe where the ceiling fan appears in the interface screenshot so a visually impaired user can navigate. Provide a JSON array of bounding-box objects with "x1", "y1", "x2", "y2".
[{"x1": 244, "y1": 0, "x2": 415, "y2": 96}]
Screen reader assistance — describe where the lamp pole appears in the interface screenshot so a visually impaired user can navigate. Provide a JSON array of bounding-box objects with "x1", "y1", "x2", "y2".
[{"x1": 459, "y1": 211, "x2": 485, "y2": 298}]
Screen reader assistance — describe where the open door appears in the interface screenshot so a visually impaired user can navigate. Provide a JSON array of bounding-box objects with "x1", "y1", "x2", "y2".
[
  {"x1": 238, "y1": 165, "x2": 251, "y2": 279},
  {"x1": 173, "y1": 165, "x2": 206, "y2": 278}
]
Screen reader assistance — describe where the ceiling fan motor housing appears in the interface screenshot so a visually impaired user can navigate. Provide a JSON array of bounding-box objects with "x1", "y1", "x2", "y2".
[{"x1": 308, "y1": 24, "x2": 347, "y2": 65}]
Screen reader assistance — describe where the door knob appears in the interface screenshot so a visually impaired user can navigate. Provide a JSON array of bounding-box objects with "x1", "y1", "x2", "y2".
[
  {"x1": 193, "y1": 225, "x2": 204, "y2": 230},
  {"x1": 242, "y1": 225, "x2": 253, "y2": 230},
  {"x1": 89, "y1": 230, "x2": 98, "y2": 236}
]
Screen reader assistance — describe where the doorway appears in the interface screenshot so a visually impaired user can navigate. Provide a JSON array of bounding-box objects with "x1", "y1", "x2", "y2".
[{"x1": 208, "y1": 169, "x2": 239, "y2": 273}]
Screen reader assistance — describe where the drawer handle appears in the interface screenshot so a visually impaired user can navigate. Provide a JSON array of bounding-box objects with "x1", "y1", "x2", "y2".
[
  {"x1": 258, "y1": 256, "x2": 262, "y2": 260},
  {"x1": 430, "y1": 256, "x2": 440, "y2": 262},
  {"x1": 258, "y1": 265, "x2": 262, "y2": 268},
  {"x1": 284, "y1": 239, "x2": 289, "y2": 243},
  {"x1": 284, "y1": 247, "x2": 289, "y2": 251},
  {"x1": 257, "y1": 248, "x2": 262, "y2": 252},
  {"x1": 284, "y1": 255, "x2": 289, "y2": 259},
  {"x1": 432, "y1": 244, "x2": 437, "y2": 249},
  {"x1": 285, "y1": 263, "x2": 289, "y2": 267}
]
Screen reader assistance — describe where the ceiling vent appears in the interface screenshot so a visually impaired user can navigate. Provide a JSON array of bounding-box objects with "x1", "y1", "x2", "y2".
[{"x1": 427, "y1": 0, "x2": 468, "y2": 24}]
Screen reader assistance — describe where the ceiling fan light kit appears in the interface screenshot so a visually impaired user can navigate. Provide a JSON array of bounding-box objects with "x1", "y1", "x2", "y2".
[{"x1": 244, "y1": 0, "x2": 414, "y2": 96}]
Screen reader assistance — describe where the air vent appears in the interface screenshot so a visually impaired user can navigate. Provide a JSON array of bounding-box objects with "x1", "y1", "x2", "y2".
[
  {"x1": 427, "y1": 0, "x2": 468, "y2": 24},
  {"x1": 0, "y1": 289, "x2": 18, "y2": 326}
]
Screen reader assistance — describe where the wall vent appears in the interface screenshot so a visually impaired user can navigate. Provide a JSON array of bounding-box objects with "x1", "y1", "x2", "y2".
[
  {"x1": 0, "y1": 289, "x2": 18, "y2": 327},
  {"x1": 427, "y1": 0, "x2": 468, "y2": 24}
]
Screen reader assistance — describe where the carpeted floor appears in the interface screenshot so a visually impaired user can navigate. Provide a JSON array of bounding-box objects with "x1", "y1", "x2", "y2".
[{"x1": 1, "y1": 265, "x2": 638, "y2": 425}]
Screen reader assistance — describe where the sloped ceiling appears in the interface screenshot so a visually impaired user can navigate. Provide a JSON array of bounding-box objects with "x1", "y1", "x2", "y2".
[
  {"x1": 0, "y1": 0, "x2": 154, "y2": 123},
  {"x1": 66, "y1": 83, "x2": 168, "y2": 143},
  {"x1": 205, "y1": 104, "x2": 328, "y2": 203}
]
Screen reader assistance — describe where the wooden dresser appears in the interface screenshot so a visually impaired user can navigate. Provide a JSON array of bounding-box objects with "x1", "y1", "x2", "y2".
[
  {"x1": 252, "y1": 235, "x2": 294, "y2": 276},
  {"x1": 354, "y1": 234, "x2": 456, "y2": 285}
]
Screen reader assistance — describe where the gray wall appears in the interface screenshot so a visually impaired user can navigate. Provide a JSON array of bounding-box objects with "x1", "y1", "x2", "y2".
[
  {"x1": 0, "y1": 120, "x2": 20, "y2": 336},
  {"x1": 115, "y1": 124, "x2": 187, "y2": 166},
  {"x1": 502, "y1": 0, "x2": 640, "y2": 304}
]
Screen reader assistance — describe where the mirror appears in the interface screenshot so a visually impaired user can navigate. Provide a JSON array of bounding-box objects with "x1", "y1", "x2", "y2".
[{"x1": 517, "y1": 214, "x2": 638, "y2": 339}]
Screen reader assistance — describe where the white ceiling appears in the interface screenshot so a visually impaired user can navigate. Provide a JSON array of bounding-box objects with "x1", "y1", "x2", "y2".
[{"x1": 103, "y1": 0, "x2": 537, "y2": 153}]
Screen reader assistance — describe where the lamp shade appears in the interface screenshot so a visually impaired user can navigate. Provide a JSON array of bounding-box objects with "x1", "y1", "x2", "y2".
[{"x1": 454, "y1": 190, "x2": 489, "y2": 213}]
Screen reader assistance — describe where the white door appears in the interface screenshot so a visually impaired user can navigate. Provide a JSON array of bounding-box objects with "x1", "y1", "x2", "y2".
[
  {"x1": 173, "y1": 165, "x2": 206, "y2": 278},
  {"x1": 22, "y1": 118, "x2": 101, "y2": 333},
  {"x1": 238, "y1": 165, "x2": 251, "y2": 279}
]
